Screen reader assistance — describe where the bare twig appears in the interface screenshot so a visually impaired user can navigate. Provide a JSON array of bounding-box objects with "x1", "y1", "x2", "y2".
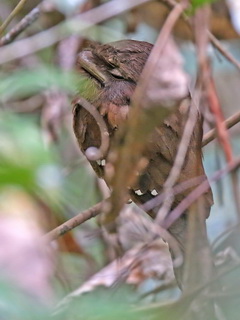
[
  {"x1": 208, "y1": 32, "x2": 240, "y2": 73},
  {"x1": 138, "y1": 260, "x2": 240, "y2": 315},
  {"x1": 133, "y1": 0, "x2": 189, "y2": 106},
  {"x1": 203, "y1": 107, "x2": 240, "y2": 223},
  {"x1": 102, "y1": 0, "x2": 189, "y2": 226},
  {"x1": 43, "y1": 157, "x2": 240, "y2": 249},
  {"x1": 43, "y1": 199, "x2": 106, "y2": 242},
  {"x1": 181, "y1": 7, "x2": 215, "y2": 296},
  {"x1": 73, "y1": 97, "x2": 110, "y2": 161},
  {"x1": 43, "y1": 173, "x2": 204, "y2": 264},
  {"x1": 142, "y1": 104, "x2": 240, "y2": 212},
  {"x1": 211, "y1": 221, "x2": 240, "y2": 251},
  {"x1": 162, "y1": 157, "x2": 240, "y2": 230},
  {"x1": 206, "y1": 75, "x2": 233, "y2": 162},
  {"x1": 40, "y1": 1, "x2": 97, "y2": 145},
  {"x1": 202, "y1": 110, "x2": 240, "y2": 146},
  {"x1": 161, "y1": 0, "x2": 240, "y2": 73},
  {"x1": 0, "y1": 7, "x2": 40, "y2": 46},
  {"x1": 0, "y1": 0, "x2": 28, "y2": 36},
  {"x1": 202, "y1": 12, "x2": 240, "y2": 225},
  {"x1": 198, "y1": 9, "x2": 240, "y2": 223},
  {"x1": 142, "y1": 109, "x2": 240, "y2": 211},
  {"x1": 142, "y1": 175, "x2": 205, "y2": 212},
  {"x1": 155, "y1": 93, "x2": 199, "y2": 224},
  {"x1": 0, "y1": 0, "x2": 151, "y2": 64}
]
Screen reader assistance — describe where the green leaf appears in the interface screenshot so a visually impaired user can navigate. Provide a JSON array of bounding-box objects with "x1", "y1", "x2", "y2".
[
  {"x1": 192, "y1": 0, "x2": 217, "y2": 8},
  {"x1": 57, "y1": 286, "x2": 140, "y2": 320},
  {"x1": 0, "y1": 278, "x2": 51, "y2": 320},
  {"x1": 186, "y1": 0, "x2": 218, "y2": 15},
  {"x1": 0, "y1": 66, "x2": 83, "y2": 101}
]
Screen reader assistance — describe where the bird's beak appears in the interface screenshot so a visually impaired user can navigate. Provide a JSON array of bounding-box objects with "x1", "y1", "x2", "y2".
[{"x1": 77, "y1": 50, "x2": 108, "y2": 86}]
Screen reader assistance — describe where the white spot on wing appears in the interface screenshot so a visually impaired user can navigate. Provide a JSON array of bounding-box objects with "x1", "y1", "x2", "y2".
[
  {"x1": 96, "y1": 159, "x2": 106, "y2": 166},
  {"x1": 134, "y1": 189, "x2": 144, "y2": 196},
  {"x1": 151, "y1": 189, "x2": 158, "y2": 196}
]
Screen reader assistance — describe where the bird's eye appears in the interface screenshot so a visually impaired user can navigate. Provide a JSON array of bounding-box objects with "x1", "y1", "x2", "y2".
[
  {"x1": 109, "y1": 68, "x2": 125, "y2": 80},
  {"x1": 126, "y1": 97, "x2": 131, "y2": 104}
]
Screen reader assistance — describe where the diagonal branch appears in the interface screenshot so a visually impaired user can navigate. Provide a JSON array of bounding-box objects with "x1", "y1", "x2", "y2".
[
  {"x1": 43, "y1": 199, "x2": 106, "y2": 242},
  {"x1": 202, "y1": 110, "x2": 240, "y2": 146},
  {"x1": 0, "y1": 0, "x2": 28, "y2": 36},
  {"x1": 73, "y1": 97, "x2": 110, "y2": 161},
  {"x1": 0, "y1": 7, "x2": 40, "y2": 46},
  {"x1": 161, "y1": 0, "x2": 240, "y2": 73},
  {"x1": 162, "y1": 157, "x2": 240, "y2": 230},
  {"x1": 0, "y1": 0, "x2": 151, "y2": 64},
  {"x1": 101, "y1": 0, "x2": 189, "y2": 227},
  {"x1": 155, "y1": 92, "x2": 199, "y2": 224}
]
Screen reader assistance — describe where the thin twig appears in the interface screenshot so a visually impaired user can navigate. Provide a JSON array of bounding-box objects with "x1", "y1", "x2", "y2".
[
  {"x1": 184, "y1": 6, "x2": 215, "y2": 297},
  {"x1": 0, "y1": 0, "x2": 151, "y2": 64},
  {"x1": 155, "y1": 92, "x2": 199, "y2": 224},
  {"x1": 132, "y1": 0, "x2": 189, "y2": 106},
  {"x1": 43, "y1": 199, "x2": 106, "y2": 242},
  {"x1": 142, "y1": 175, "x2": 205, "y2": 212},
  {"x1": 103, "y1": 0, "x2": 189, "y2": 226},
  {"x1": 161, "y1": 0, "x2": 240, "y2": 73},
  {"x1": 211, "y1": 221, "x2": 240, "y2": 251},
  {"x1": 138, "y1": 260, "x2": 240, "y2": 314},
  {"x1": 0, "y1": 0, "x2": 28, "y2": 36},
  {"x1": 200, "y1": 20, "x2": 240, "y2": 223},
  {"x1": 202, "y1": 110, "x2": 240, "y2": 146},
  {"x1": 162, "y1": 157, "x2": 240, "y2": 230},
  {"x1": 206, "y1": 75, "x2": 233, "y2": 162},
  {"x1": 208, "y1": 32, "x2": 240, "y2": 73},
  {"x1": 142, "y1": 108, "x2": 240, "y2": 212},
  {"x1": 73, "y1": 97, "x2": 110, "y2": 161},
  {"x1": 0, "y1": 7, "x2": 40, "y2": 46},
  {"x1": 43, "y1": 156, "x2": 240, "y2": 245}
]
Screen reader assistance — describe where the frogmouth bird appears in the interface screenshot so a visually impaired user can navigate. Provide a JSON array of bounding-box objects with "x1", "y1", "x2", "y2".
[{"x1": 73, "y1": 40, "x2": 213, "y2": 287}]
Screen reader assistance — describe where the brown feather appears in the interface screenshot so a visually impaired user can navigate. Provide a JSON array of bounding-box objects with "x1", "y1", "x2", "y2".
[{"x1": 72, "y1": 40, "x2": 213, "y2": 287}]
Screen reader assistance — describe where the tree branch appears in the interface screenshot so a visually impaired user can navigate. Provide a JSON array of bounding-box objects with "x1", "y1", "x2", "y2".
[
  {"x1": 43, "y1": 199, "x2": 106, "y2": 242},
  {"x1": 101, "y1": 0, "x2": 189, "y2": 227},
  {"x1": 0, "y1": 0, "x2": 28, "y2": 36},
  {"x1": 161, "y1": 0, "x2": 240, "y2": 73},
  {"x1": 155, "y1": 92, "x2": 199, "y2": 224},
  {"x1": 0, "y1": 7, "x2": 40, "y2": 46},
  {"x1": 162, "y1": 157, "x2": 240, "y2": 230},
  {"x1": 0, "y1": 0, "x2": 151, "y2": 64},
  {"x1": 202, "y1": 110, "x2": 240, "y2": 146}
]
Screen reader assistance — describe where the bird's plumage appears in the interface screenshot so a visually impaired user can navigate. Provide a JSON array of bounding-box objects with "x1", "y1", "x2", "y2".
[{"x1": 73, "y1": 40, "x2": 213, "y2": 287}]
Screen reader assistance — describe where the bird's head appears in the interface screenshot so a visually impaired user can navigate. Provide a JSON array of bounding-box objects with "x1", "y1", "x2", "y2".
[{"x1": 76, "y1": 40, "x2": 153, "y2": 109}]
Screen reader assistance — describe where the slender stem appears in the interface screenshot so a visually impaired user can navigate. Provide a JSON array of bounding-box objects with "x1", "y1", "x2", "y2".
[
  {"x1": 0, "y1": 0, "x2": 151, "y2": 64},
  {"x1": 0, "y1": 7, "x2": 40, "y2": 46},
  {"x1": 202, "y1": 110, "x2": 240, "y2": 146},
  {"x1": 161, "y1": 0, "x2": 240, "y2": 73},
  {"x1": 0, "y1": 0, "x2": 28, "y2": 36},
  {"x1": 43, "y1": 199, "x2": 106, "y2": 242}
]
